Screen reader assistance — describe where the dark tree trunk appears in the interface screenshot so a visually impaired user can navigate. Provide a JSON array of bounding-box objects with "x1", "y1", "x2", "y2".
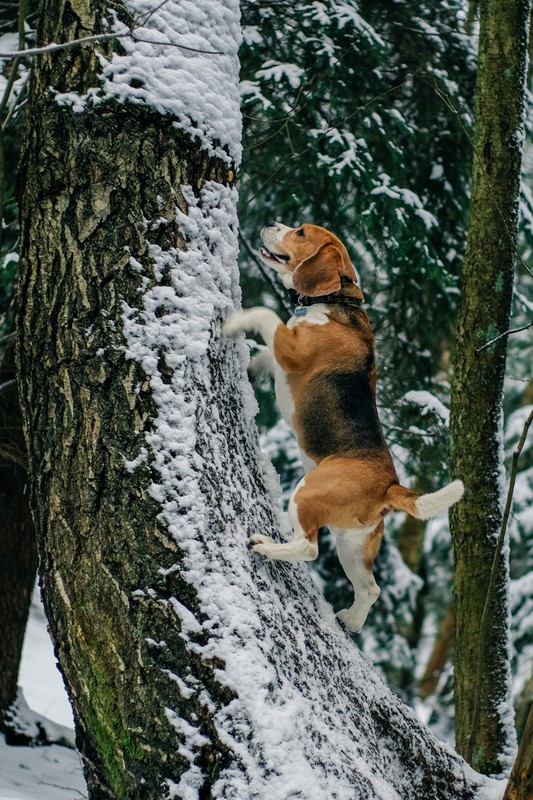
[
  {"x1": 0, "y1": 345, "x2": 37, "y2": 741},
  {"x1": 449, "y1": 0, "x2": 531, "y2": 777},
  {"x1": 17, "y1": 2, "x2": 240, "y2": 796}
]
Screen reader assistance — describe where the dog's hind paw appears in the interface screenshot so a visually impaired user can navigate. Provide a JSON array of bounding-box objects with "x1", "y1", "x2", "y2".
[{"x1": 336, "y1": 606, "x2": 367, "y2": 633}]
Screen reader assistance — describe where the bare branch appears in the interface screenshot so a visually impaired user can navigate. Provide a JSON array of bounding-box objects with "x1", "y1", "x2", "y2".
[
  {"x1": 137, "y1": 0, "x2": 173, "y2": 27},
  {"x1": 0, "y1": 29, "x2": 225, "y2": 59},
  {"x1": 0, "y1": 332, "x2": 16, "y2": 348},
  {"x1": 0, "y1": 378, "x2": 17, "y2": 393},
  {"x1": 130, "y1": 32, "x2": 223, "y2": 54},
  {"x1": 0, "y1": 31, "x2": 125, "y2": 58},
  {"x1": 475, "y1": 319, "x2": 533, "y2": 354}
]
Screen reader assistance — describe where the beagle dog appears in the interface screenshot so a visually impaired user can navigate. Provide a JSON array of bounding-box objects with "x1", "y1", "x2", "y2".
[{"x1": 224, "y1": 222, "x2": 463, "y2": 632}]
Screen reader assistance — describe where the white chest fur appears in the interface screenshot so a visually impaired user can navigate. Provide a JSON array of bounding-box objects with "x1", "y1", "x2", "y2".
[
  {"x1": 286, "y1": 304, "x2": 329, "y2": 329},
  {"x1": 273, "y1": 362, "x2": 294, "y2": 426}
]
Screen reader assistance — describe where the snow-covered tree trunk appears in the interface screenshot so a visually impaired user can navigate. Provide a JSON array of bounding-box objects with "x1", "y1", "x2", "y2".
[
  {"x1": 449, "y1": 0, "x2": 531, "y2": 777},
  {"x1": 17, "y1": 0, "x2": 494, "y2": 797}
]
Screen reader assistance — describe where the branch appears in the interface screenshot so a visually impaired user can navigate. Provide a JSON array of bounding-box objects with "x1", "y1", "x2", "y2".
[
  {"x1": 0, "y1": 30, "x2": 225, "y2": 59},
  {"x1": 0, "y1": 332, "x2": 16, "y2": 348},
  {"x1": 476, "y1": 319, "x2": 533, "y2": 354},
  {"x1": 0, "y1": 378, "x2": 17, "y2": 394}
]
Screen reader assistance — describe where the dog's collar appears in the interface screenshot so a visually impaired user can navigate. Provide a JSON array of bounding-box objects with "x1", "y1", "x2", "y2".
[{"x1": 288, "y1": 288, "x2": 363, "y2": 310}]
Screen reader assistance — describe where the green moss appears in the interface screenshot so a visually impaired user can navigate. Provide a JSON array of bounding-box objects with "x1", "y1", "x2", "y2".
[{"x1": 81, "y1": 674, "x2": 144, "y2": 800}]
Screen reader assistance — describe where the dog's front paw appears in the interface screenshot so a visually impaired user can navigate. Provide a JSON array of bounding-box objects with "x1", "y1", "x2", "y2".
[
  {"x1": 250, "y1": 533, "x2": 275, "y2": 560},
  {"x1": 223, "y1": 311, "x2": 247, "y2": 338}
]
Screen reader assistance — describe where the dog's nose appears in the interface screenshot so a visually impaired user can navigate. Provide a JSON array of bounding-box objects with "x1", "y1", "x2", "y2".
[{"x1": 267, "y1": 219, "x2": 278, "y2": 227}]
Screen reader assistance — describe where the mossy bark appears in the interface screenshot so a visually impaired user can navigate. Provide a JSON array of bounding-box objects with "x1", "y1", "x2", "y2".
[
  {"x1": 16, "y1": 1, "x2": 237, "y2": 796},
  {"x1": 449, "y1": 0, "x2": 531, "y2": 776}
]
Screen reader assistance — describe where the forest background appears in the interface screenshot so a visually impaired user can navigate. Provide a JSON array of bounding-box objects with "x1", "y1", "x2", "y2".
[{"x1": 0, "y1": 0, "x2": 533, "y2": 797}]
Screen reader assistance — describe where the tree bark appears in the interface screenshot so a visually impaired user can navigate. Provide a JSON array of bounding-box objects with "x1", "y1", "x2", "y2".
[
  {"x1": 16, "y1": 0, "x2": 497, "y2": 797},
  {"x1": 449, "y1": 0, "x2": 531, "y2": 777},
  {"x1": 515, "y1": 669, "x2": 533, "y2": 743},
  {"x1": 0, "y1": 345, "x2": 37, "y2": 741},
  {"x1": 504, "y1": 702, "x2": 533, "y2": 800},
  {"x1": 17, "y1": 1, "x2": 240, "y2": 795}
]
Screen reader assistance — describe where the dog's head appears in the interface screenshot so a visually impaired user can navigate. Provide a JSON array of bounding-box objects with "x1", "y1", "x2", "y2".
[{"x1": 259, "y1": 221, "x2": 364, "y2": 301}]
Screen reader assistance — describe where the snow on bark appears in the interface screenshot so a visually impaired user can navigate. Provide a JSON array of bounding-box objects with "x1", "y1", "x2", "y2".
[{"x1": 55, "y1": 0, "x2": 242, "y2": 164}]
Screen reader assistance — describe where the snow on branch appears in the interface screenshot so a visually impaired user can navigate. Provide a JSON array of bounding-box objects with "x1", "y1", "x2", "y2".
[{"x1": 1, "y1": 0, "x2": 242, "y2": 163}]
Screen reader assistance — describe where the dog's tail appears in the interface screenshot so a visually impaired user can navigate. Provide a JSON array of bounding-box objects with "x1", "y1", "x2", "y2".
[{"x1": 385, "y1": 479, "x2": 464, "y2": 521}]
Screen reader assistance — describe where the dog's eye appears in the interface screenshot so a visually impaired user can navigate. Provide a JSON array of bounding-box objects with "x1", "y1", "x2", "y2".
[{"x1": 296, "y1": 228, "x2": 305, "y2": 237}]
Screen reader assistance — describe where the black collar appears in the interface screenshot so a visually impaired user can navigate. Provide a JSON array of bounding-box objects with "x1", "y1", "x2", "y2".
[{"x1": 288, "y1": 288, "x2": 363, "y2": 309}]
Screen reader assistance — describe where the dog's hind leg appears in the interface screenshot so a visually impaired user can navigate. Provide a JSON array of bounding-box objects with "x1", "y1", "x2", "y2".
[
  {"x1": 251, "y1": 477, "x2": 319, "y2": 562},
  {"x1": 334, "y1": 521, "x2": 384, "y2": 633}
]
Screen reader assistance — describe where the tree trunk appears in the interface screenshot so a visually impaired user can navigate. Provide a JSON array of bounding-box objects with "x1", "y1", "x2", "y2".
[
  {"x1": 419, "y1": 604, "x2": 454, "y2": 699},
  {"x1": 504, "y1": 702, "x2": 533, "y2": 800},
  {"x1": 515, "y1": 669, "x2": 533, "y2": 743},
  {"x1": 0, "y1": 345, "x2": 37, "y2": 741},
  {"x1": 16, "y1": 0, "x2": 496, "y2": 797},
  {"x1": 449, "y1": 0, "x2": 531, "y2": 777}
]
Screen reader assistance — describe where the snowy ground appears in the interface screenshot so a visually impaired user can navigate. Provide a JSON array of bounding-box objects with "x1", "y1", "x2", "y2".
[{"x1": 0, "y1": 588, "x2": 87, "y2": 800}]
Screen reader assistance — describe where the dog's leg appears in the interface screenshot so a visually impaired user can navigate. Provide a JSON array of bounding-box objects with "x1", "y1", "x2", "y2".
[
  {"x1": 334, "y1": 522, "x2": 384, "y2": 633},
  {"x1": 251, "y1": 477, "x2": 319, "y2": 562},
  {"x1": 223, "y1": 307, "x2": 283, "y2": 351},
  {"x1": 225, "y1": 308, "x2": 309, "y2": 378}
]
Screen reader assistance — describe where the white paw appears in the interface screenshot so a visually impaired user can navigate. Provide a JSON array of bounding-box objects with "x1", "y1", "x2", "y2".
[
  {"x1": 250, "y1": 533, "x2": 276, "y2": 559},
  {"x1": 336, "y1": 606, "x2": 367, "y2": 633},
  {"x1": 223, "y1": 311, "x2": 247, "y2": 338}
]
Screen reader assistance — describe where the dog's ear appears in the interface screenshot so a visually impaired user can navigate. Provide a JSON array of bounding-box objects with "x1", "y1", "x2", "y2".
[
  {"x1": 292, "y1": 244, "x2": 343, "y2": 296},
  {"x1": 292, "y1": 243, "x2": 364, "y2": 301}
]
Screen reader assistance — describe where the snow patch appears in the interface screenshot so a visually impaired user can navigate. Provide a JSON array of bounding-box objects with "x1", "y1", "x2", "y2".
[{"x1": 54, "y1": 0, "x2": 242, "y2": 164}]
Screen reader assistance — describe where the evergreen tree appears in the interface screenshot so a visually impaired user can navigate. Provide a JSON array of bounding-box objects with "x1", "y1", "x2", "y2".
[{"x1": 239, "y1": 0, "x2": 475, "y2": 408}]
